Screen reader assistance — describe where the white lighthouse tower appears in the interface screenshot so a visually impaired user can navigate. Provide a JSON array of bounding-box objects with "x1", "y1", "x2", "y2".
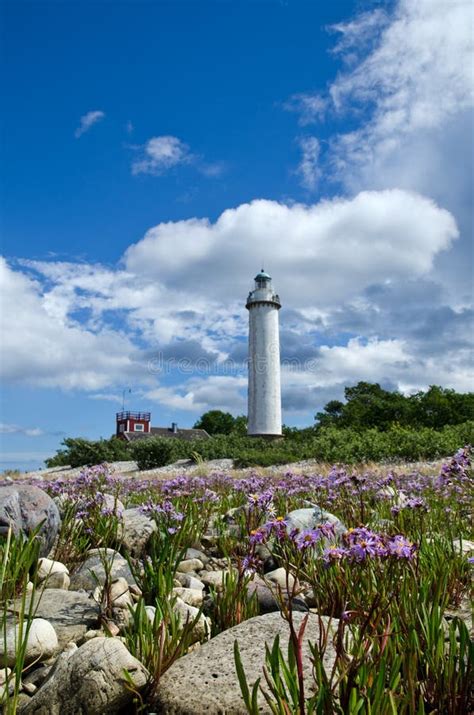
[{"x1": 246, "y1": 270, "x2": 282, "y2": 437}]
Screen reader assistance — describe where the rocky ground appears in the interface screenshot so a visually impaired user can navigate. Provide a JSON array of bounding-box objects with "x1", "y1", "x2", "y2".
[
  {"x1": 16, "y1": 455, "x2": 447, "y2": 483},
  {"x1": 0, "y1": 455, "x2": 472, "y2": 713}
]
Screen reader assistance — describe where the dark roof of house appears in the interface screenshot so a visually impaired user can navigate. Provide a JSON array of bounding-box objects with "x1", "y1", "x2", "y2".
[{"x1": 122, "y1": 427, "x2": 210, "y2": 442}]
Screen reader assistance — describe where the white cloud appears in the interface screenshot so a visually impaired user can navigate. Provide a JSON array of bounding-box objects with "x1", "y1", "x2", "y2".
[
  {"x1": 329, "y1": 0, "x2": 473, "y2": 133},
  {"x1": 88, "y1": 393, "x2": 125, "y2": 404},
  {"x1": 146, "y1": 376, "x2": 247, "y2": 413},
  {"x1": 287, "y1": 0, "x2": 473, "y2": 191},
  {"x1": 1, "y1": 188, "x2": 469, "y2": 413},
  {"x1": 295, "y1": 136, "x2": 321, "y2": 190},
  {"x1": 284, "y1": 93, "x2": 328, "y2": 125},
  {"x1": 283, "y1": 0, "x2": 473, "y2": 306},
  {"x1": 125, "y1": 190, "x2": 458, "y2": 307},
  {"x1": 281, "y1": 336, "x2": 473, "y2": 413},
  {"x1": 198, "y1": 161, "x2": 227, "y2": 178},
  {"x1": 328, "y1": 9, "x2": 389, "y2": 62},
  {"x1": 0, "y1": 423, "x2": 44, "y2": 437},
  {"x1": 131, "y1": 135, "x2": 192, "y2": 176},
  {"x1": 74, "y1": 110, "x2": 105, "y2": 138},
  {"x1": 0, "y1": 258, "x2": 143, "y2": 390}
]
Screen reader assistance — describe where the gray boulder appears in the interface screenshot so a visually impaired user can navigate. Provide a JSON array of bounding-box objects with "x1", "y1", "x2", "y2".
[
  {"x1": 247, "y1": 577, "x2": 308, "y2": 615},
  {"x1": 185, "y1": 547, "x2": 209, "y2": 564},
  {"x1": 1, "y1": 618, "x2": 59, "y2": 667},
  {"x1": 157, "y1": 612, "x2": 339, "y2": 714},
  {"x1": 69, "y1": 548, "x2": 136, "y2": 591},
  {"x1": 19, "y1": 637, "x2": 148, "y2": 715},
  {"x1": 121, "y1": 507, "x2": 156, "y2": 557},
  {"x1": 285, "y1": 507, "x2": 347, "y2": 540},
  {"x1": 18, "y1": 589, "x2": 100, "y2": 648},
  {"x1": 0, "y1": 485, "x2": 60, "y2": 557}
]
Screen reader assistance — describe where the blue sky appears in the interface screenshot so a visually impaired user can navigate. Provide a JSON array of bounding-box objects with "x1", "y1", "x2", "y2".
[{"x1": 1, "y1": 0, "x2": 473, "y2": 470}]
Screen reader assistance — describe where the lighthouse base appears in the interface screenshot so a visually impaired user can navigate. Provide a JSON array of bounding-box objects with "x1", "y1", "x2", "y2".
[{"x1": 247, "y1": 432, "x2": 284, "y2": 441}]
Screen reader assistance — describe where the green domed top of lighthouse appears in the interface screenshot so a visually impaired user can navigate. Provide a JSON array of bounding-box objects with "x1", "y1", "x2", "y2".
[{"x1": 255, "y1": 269, "x2": 271, "y2": 281}]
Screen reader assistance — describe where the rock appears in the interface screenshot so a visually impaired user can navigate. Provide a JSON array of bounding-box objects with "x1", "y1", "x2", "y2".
[
  {"x1": 247, "y1": 577, "x2": 308, "y2": 615},
  {"x1": 157, "y1": 612, "x2": 338, "y2": 714},
  {"x1": 0, "y1": 670, "x2": 15, "y2": 700},
  {"x1": 121, "y1": 507, "x2": 157, "y2": 557},
  {"x1": 285, "y1": 507, "x2": 347, "y2": 540},
  {"x1": 1, "y1": 618, "x2": 58, "y2": 667},
  {"x1": 185, "y1": 547, "x2": 209, "y2": 564},
  {"x1": 144, "y1": 605, "x2": 157, "y2": 624},
  {"x1": 43, "y1": 572, "x2": 70, "y2": 590},
  {"x1": 102, "y1": 493, "x2": 124, "y2": 517},
  {"x1": 175, "y1": 573, "x2": 205, "y2": 591},
  {"x1": 0, "y1": 485, "x2": 60, "y2": 557},
  {"x1": 200, "y1": 570, "x2": 229, "y2": 591},
  {"x1": 17, "y1": 589, "x2": 100, "y2": 648},
  {"x1": 254, "y1": 543, "x2": 277, "y2": 572},
  {"x1": 69, "y1": 548, "x2": 136, "y2": 591},
  {"x1": 109, "y1": 577, "x2": 133, "y2": 608},
  {"x1": 173, "y1": 598, "x2": 211, "y2": 644},
  {"x1": 37, "y1": 558, "x2": 69, "y2": 582},
  {"x1": 23, "y1": 664, "x2": 53, "y2": 690},
  {"x1": 264, "y1": 567, "x2": 296, "y2": 590},
  {"x1": 93, "y1": 577, "x2": 133, "y2": 610},
  {"x1": 177, "y1": 558, "x2": 204, "y2": 573},
  {"x1": 444, "y1": 596, "x2": 473, "y2": 638},
  {"x1": 376, "y1": 487, "x2": 408, "y2": 507},
  {"x1": 172, "y1": 587, "x2": 204, "y2": 607},
  {"x1": 0, "y1": 667, "x2": 11, "y2": 686},
  {"x1": 452, "y1": 538, "x2": 474, "y2": 555},
  {"x1": 144, "y1": 599, "x2": 210, "y2": 644},
  {"x1": 83, "y1": 629, "x2": 103, "y2": 641},
  {"x1": 19, "y1": 638, "x2": 148, "y2": 715}
]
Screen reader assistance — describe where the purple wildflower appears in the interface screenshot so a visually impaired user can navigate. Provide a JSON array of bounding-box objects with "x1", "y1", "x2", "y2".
[
  {"x1": 405, "y1": 497, "x2": 427, "y2": 511},
  {"x1": 249, "y1": 527, "x2": 267, "y2": 545},
  {"x1": 386, "y1": 535, "x2": 416, "y2": 559},
  {"x1": 322, "y1": 545, "x2": 348, "y2": 563},
  {"x1": 294, "y1": 529, "x2": 323, "y2": 550}
]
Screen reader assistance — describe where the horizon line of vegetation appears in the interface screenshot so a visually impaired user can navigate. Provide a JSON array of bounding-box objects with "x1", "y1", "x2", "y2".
[{"x1": 43, "y1": 383, "x2": 474, "y2": 470}]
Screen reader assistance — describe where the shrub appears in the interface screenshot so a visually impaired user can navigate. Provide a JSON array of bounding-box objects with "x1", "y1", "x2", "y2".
[
  {"x1": 131, "y1": 437, "x2": 189, "y2": 470},
  {"x1": 45, "y1": 436, "x2": 131, "y2": 468},
  {"x1": 46, "y1": 421, "x2": 474, "y2": 470}
]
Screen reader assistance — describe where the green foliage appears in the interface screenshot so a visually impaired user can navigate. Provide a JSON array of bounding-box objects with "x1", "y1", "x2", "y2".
[
  {"x1": 235, "y1": 545, "x2": 473, "y2": 714},
  {"x1": 1, "y1": 528, "x2": 42, "y2": 713},
  {"x1": 194, "y1": 409, "x2": 237, "y2": 435},
  {"x1": 207, "y1": 564, "x2": 259, "y2": 636},
  {"x1": 124, "y1": 595, "x2": 205, "y2": 707},
  {"x1": 47, "y1": 420, "x2": 473, "y2": 470},
  {"x1": 131, "y1": 527, "x2": 187, "y2": 604},
  {"x1": 129, "y1": 422, "x2": 474, "y2": 469},
  {"x1": 316, "y1": 382, "x2": 474, "y2": 431},
  {"x1": 44, "y1": 383, "x2": 472, "y2": 470},
  {"x1": 194, "y1": 410, "x2": 248, "y2": 435},
  {"x1": 131, "y1": 436, "x2": 188, "y2": 470},
  {"x1": 45, "y1": 436, "x2": 130, "y2": 468}
]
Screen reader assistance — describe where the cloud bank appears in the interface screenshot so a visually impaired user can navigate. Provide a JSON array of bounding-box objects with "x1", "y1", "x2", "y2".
[{"x1": 1, "y1": 183, "x2": 470, "y2": 416}]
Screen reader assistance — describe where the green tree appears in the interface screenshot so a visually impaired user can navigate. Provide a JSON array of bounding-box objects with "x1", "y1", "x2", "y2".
[
  {"x1": 316, "y1": 382, "x2": 474, "y2": 431},
  {"x1": 409, "y1": 386, "x2": 474, "y2": 428},
  {"x1": 342, "y1": 382, "x2": 407, "y2": 430},
  {"x1": 193, "y1": 410, "x2": 237, "y2": 435},
  {"x1": 315, "y1": 400, "x2": 345, "y2": 428},
  {"x1": 232, "y1": 415, "x2": 248, "y2": 435}
]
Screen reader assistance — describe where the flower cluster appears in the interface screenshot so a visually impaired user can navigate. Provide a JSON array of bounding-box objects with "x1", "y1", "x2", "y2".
[
  {"x1": 322, "y1": 528, "x2": 417, "y2": 564},
  {"x1": 140, "y1": 499, "x2": 184, "y2": 533}
]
